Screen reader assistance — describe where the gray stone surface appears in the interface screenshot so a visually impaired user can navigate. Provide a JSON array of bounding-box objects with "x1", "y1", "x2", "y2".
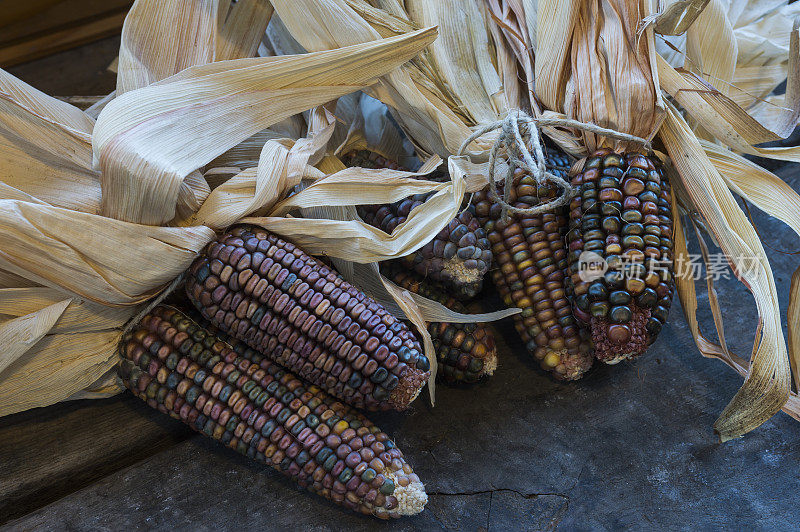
[{"x1": 5, "y1": 35, "x2": 800, "y2": 532}]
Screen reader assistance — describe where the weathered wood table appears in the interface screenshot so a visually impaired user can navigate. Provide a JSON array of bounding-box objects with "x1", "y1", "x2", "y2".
[{"x1": 2, "y1": 37, "x2": 799, "y2": 531}]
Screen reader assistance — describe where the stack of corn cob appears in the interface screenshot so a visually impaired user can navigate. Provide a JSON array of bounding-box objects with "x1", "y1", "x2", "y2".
[
  {"x1": 118, "y1": 147, "x2": 512, "y2": 520},
  {"x1": 119, "y1": 224, "x2": 435, "y2": 518}
]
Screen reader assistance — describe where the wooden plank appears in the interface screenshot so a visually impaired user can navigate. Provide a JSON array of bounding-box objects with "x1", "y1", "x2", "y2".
[
  {"x1": 0, "y1": 1, "x2": 131, "y2": 41},
  {"x1": 0, "y1": 394, "x2": 192, "y2": 524},
  {"x1": 0, "y1": 0, "x2": 62, "y2": 29},
  {"x1": 0, "y1": 8, "x2": 129, "y2": 67}
]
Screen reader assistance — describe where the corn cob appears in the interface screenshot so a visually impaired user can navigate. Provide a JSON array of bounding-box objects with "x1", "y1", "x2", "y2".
[
  {"x1": 474, "y1": 147, "x2": 594, "y2": 380},
  {"x1": 344, "y1": 150, "x2": 492, "y2": 300},
  {"x1": 118, "y1": 306, "x2": 427, "y2": 518},
  {"x1": 386, "y1": 267, "x2": 498, "y2": 384},
  {"x1": 343, "y1": 150, "x2": 407, "y2": 172},
  {"x1": 184, "y1": 225, "x2": 430, "y2": 412},
  {"x1": 566, "y1": 149, "x2": 674, "y2": 363}
]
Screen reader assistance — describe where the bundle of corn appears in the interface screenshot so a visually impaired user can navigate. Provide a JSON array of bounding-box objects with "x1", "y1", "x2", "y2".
[
  {"x1": 121, "y1": 306, "x2": 427, "y2": 518},
  {"x1": 386, "y1": 266, "x2": 498, "y2": 384},
  {"x1": 473, "y1": 145, "x2": 593, "y2": 380},
  {"x1": 185, "y1": 225, "x2": 431, "y2": 411},
  {"x1": 529, "y1": 0, "x2": 800, "y2": 439},
  {"x1": 0, "y1": 0, "x2": 504, "y2": 519},
  {"x1": 270, "y1": 0, "x2": 800, "y2": 439}
]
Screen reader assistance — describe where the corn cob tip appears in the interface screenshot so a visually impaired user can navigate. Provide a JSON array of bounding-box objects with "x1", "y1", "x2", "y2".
[
  {"x1": 389, "y1": 369, "x2": 428, "y2": 410},
  {"x1": 483, "y1": 353, "x2": 498, "y2": 376},
  {"x1": 387, "y1": 469, "x2": 428, "y2": 516},
  {"x1": 548, "y1": 349, "x2": 594, "y2": 380},
  {"x1": 589, "y1": 304, "x2": 650, "y2": 364},
  {"x1": 438, "y1": 258, "x2": 483, "y2": 299}
]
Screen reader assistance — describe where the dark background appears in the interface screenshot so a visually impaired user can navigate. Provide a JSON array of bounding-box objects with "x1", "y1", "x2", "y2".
[{"x1": 2, "y1": 35, "x2": 800, "y2": 531}]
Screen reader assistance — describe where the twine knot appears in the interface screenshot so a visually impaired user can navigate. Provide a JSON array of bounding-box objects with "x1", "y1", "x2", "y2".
[{"x1": 457, "y1": 110, "x2": 652, "y2": 221}]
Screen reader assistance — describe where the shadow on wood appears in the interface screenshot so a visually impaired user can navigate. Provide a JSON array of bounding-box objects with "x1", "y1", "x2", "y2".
[{"x1": 0, "y1": 394, "x2": 192, "y2": 524}]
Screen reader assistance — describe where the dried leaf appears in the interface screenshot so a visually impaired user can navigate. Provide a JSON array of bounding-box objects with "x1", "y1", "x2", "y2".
[
  {"x1": 406, "y1": 0, "x2": 504, "y2": 124},
  {"x1": 535, "y1": 0, "x2": 580, "y2": 113},
  {"x1": 271, "y1": 0, "x2": 474, "y2": 156},
  {"x1": 653, "y1": 0, "x2": 711, "y2": 36},
  {"x1": 0, "y1": 330, "x2": 120, "y2": 417},
  {"x1": 216, "y1": 0, "x2": 274, "y2": 61},
  {"x1": 0, "y1": 299, "x2": 70, "y2": 375},
  {"x1": 96, "y1": 28, "x2": 438, "y2": 224},
  {"x1": 117, "y1": 0, "x2": 218, "y2": 94},
  {"x1": 790, "y1": 267, "x2": 800, "y2": 393},
  {"x1": 0, "y1": 70, "x2": 94, "y2": 135},
  {"x1": 660, "y1": 104, "x2": 790, "y2": 440},
  {"x1": 0, "y1": 288, "x2": 137, "y2": 334},
  {"x1": 685, "y1": 0, "x2": 737, "y2": 97},
  {"x1": 0, "y1": 200, "x2": 215, "y2": 305},
  {"x1": 244, "y1": 171, "x2": 464, "y2": 263}
]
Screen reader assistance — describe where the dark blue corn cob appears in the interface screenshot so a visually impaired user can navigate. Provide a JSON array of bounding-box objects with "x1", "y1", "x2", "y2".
[
  {"x1": 344, "y1": 150, "x2": 492, "y2": 300},
  {"x1": 565, "y1": 149, "x2": 674, "y2": 363},
  {"x1": 386, "y1": 267, "x2": 498, "y2": 384}
]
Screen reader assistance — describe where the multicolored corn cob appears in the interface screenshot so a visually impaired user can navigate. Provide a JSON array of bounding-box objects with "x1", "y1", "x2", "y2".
[
  {"x1": 184, "y1": 225, "x2": 430, "y2": 412},
  {"x1": 565, "y1": 149, "x2": 674, "y2": 363},
  {"x1": 342, "y1": 150, "x2": 406, "y2": 172},
  {"x1": 118, "y1": 306, "x2": 427, "y2": 518},
  {"x1": 386, "y1": 267, "x2": 498, "y2": 384},
  {"x1": 344, "y1": 150, "x2": 492, "y2": 300},
  {"x1": 474, "y1": 147, "x2": 594, "y2": 380}
]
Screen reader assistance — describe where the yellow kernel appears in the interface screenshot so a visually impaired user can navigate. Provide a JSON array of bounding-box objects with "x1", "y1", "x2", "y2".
[{"x1": 543, "y1": 351, "x2": 561, "y2": 369}]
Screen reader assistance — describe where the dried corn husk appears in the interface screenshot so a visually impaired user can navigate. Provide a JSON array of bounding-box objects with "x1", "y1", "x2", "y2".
[
  {"x1": 269, "y1": 0, "x2": 515, "y2": 157},
  {"x1": 533, "y1": 0, "x2": 800, "y2": 439}
]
